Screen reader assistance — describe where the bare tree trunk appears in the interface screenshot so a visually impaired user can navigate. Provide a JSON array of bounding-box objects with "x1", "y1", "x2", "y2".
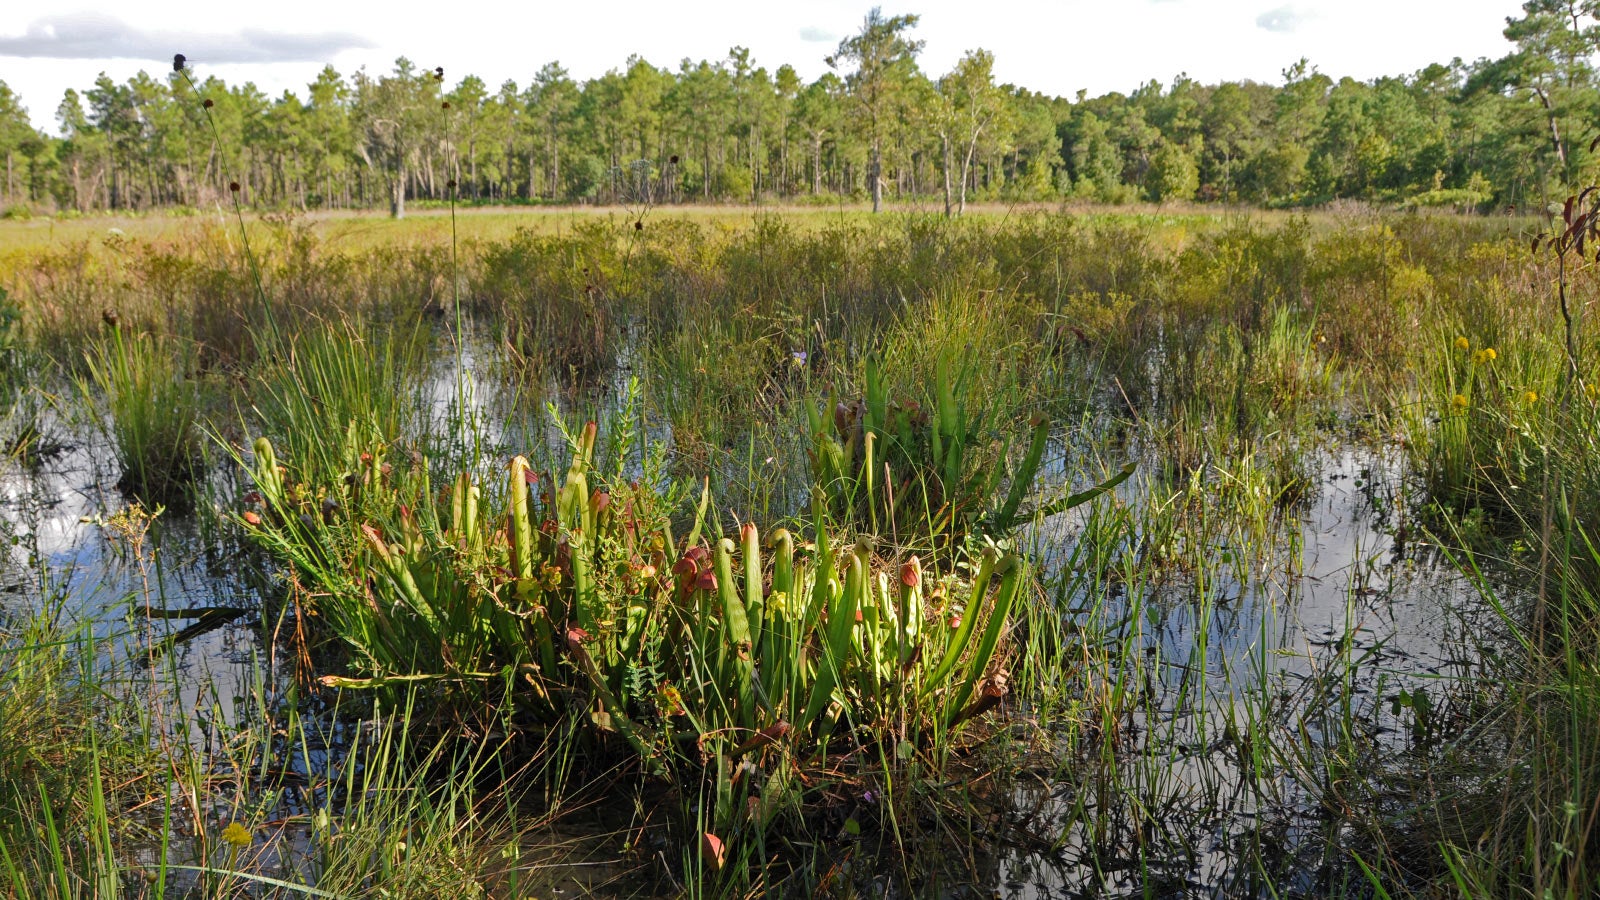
[
  {"x1": 812, "y1": 136, "x2": 822, "y2": 194},
  {"x1": 1534, "y1": 87, "x2": 1568, "y2": 171},
  {"x1": 959, "y1": 141, "x2": 977, "y2": 215},
  {"x1": 750, "y1": 123, "x2": 760, "y2": 202},
  {"x1": 870, "y1": 143, "x2": 882, "y2": 213},
  {"x1": 941, "y1": 135, "x2": 953, "y2": 218},
  {"x1": 390, "y1": 169, "x2": 406, "y2": 219},
  {"x1": 89, "y1": 166, "x2": 106, "y2": 211}
]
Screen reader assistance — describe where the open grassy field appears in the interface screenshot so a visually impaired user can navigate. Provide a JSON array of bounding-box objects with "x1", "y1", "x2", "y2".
[{"x1": 2, "y1": 199, "x2": 1525, "y2": 260}]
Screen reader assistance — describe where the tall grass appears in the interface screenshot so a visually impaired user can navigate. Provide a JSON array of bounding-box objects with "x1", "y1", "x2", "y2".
[
  {"x1": 245, "y1": 315, "x2": 431, "y2": 491},
  {"x1": 0, "y1": 599, "x2": 154, "y2": 897},
  {"x1": 7, "y1": 200, "x2": 1599, "y2": 894},
  {"x1": 80, "y1": 326, "x2": 207, "y2": 503}
]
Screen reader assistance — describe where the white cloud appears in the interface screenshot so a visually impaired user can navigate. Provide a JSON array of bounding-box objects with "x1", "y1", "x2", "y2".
[
  {"x1": 0, "y1": 12, "x2": 372, "y2": 64},
  {"x1": 1256, "y1": 5, "x2": 1315, "y2": 33},
  {"x1": 0, "y1": 0, "x2": 1527, "y2": 134}
]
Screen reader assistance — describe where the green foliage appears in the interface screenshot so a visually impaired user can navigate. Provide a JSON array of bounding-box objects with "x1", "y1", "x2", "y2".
[
  {"x1": 0, "y1": 607, "x2": 153, "y2": 897},
  {"x1": 1146, "y1": 141, "x2": 1199, "y2": 203},
  {"x1": 0, "y1": 287, "x2": 19, "y2": 363},
  {"x1": 238, "y1": 411, "x2": 1093, "y2": 841},
  {"x1": 807, "y1": 354, "x2": 1129, "y2": 544},
  {"x1": 1, "y1": 2, "x2": 1595, "y2": 215},
  {"x1": 80, "y1": 326, "x2": 206, "y2": 503},
  {"x1": 1374, "y1": 182, "x2": 1600, "y2": 891},
  {"x1": 247, "y1": 317, "x2": 429, "y2": 491}
]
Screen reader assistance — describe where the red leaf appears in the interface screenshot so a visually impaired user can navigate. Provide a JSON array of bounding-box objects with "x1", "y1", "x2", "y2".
[
  {"x1": 734, "y1": 721, "x2": 792, "y2": 755},
  {"x1": 899, "y1": 558, "x2": 921, "y2": 588},
  {"x1": 700, "y1": 833, "x2": 726, "y2": 870}
]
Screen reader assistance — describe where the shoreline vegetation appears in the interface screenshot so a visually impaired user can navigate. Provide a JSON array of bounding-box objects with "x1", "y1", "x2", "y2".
[{"x1": 1, "y1": 198, "x2": 1598, "y2": 895}]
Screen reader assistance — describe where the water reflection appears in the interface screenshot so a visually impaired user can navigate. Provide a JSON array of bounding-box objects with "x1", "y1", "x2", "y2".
[
  {"x1": 0, "y1": 354, "x2": 1514, "y2": 896},
  {"x1": 987, "y1": 445, "x2": 1502, "y2": 897}
]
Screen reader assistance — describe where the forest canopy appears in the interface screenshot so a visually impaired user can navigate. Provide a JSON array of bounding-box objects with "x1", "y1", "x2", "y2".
[{"x1": 0, "y1": 1, "x2": 1596, "y2": 216}]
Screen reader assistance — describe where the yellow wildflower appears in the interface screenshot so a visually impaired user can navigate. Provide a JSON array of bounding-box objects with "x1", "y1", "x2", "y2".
[
  {"x1": 221, "y1": 821, "x2": 252, "y2": 849},
  {"x1": 1484, "y1": 347, "x2": 1497, "y2": 361},
  {"x1": 1451, "y1": 394, "x2": 1470, "y2": 411},
  {"x1": 656, "y1": 683, "x2": 685, "y2": 717},
  {"x1": 1454, "y1": 336, "x2": 1470, "y2": 352},
  {"x1": 1524, "y1": 390, "x2": 1539, "y2": 404}
]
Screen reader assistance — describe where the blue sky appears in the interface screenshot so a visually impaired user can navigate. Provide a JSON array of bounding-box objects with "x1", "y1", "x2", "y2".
[{"x1": 1, "y1": 0, "x2": 1531, "y2": 133}]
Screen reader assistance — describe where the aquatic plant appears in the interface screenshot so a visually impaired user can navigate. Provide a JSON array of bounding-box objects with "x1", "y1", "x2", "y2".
[
  {"x1": 236, "y1": 402, "x2": 1133, "y2": 860},
  {"x1": 0, "y1": 288, "x2": 19, "y2": 366},
  {"x1": 808, "y1": 354, "x2": 1133, "y2": 546},
  {"x1": 0, "y1": 601, "x2": 158, "y2": 898},
  {"x1": 246, "y1": 316, "x2": 430, "y2": 492},
  {"x1": 80, "y1": 326, "x2": 207, "y2": 503},
  {"x1": 246, "y1": 420, "x2": 1029, "y2": 748}
]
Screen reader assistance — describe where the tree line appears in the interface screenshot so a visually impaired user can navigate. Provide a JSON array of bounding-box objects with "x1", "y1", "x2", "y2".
[{"x1": 0, "y1": 2, "x2": 1596, "y2": 217}]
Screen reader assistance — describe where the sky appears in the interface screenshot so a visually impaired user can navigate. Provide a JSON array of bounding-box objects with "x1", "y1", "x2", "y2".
[{"x1": 0, "y1": 0, "x2": 1532, "y2": 134}]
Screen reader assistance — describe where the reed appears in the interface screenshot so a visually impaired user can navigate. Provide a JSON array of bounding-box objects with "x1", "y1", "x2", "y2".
[
  {"x1": 245, "y1": 315, "x2": 431, "y2": 492},
  {"x1": 0, "y1": 598, "x2": 158, "y2": 898},
  {"x1": 80, "y1": 325, "x2": 207, "y2": 503}
]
